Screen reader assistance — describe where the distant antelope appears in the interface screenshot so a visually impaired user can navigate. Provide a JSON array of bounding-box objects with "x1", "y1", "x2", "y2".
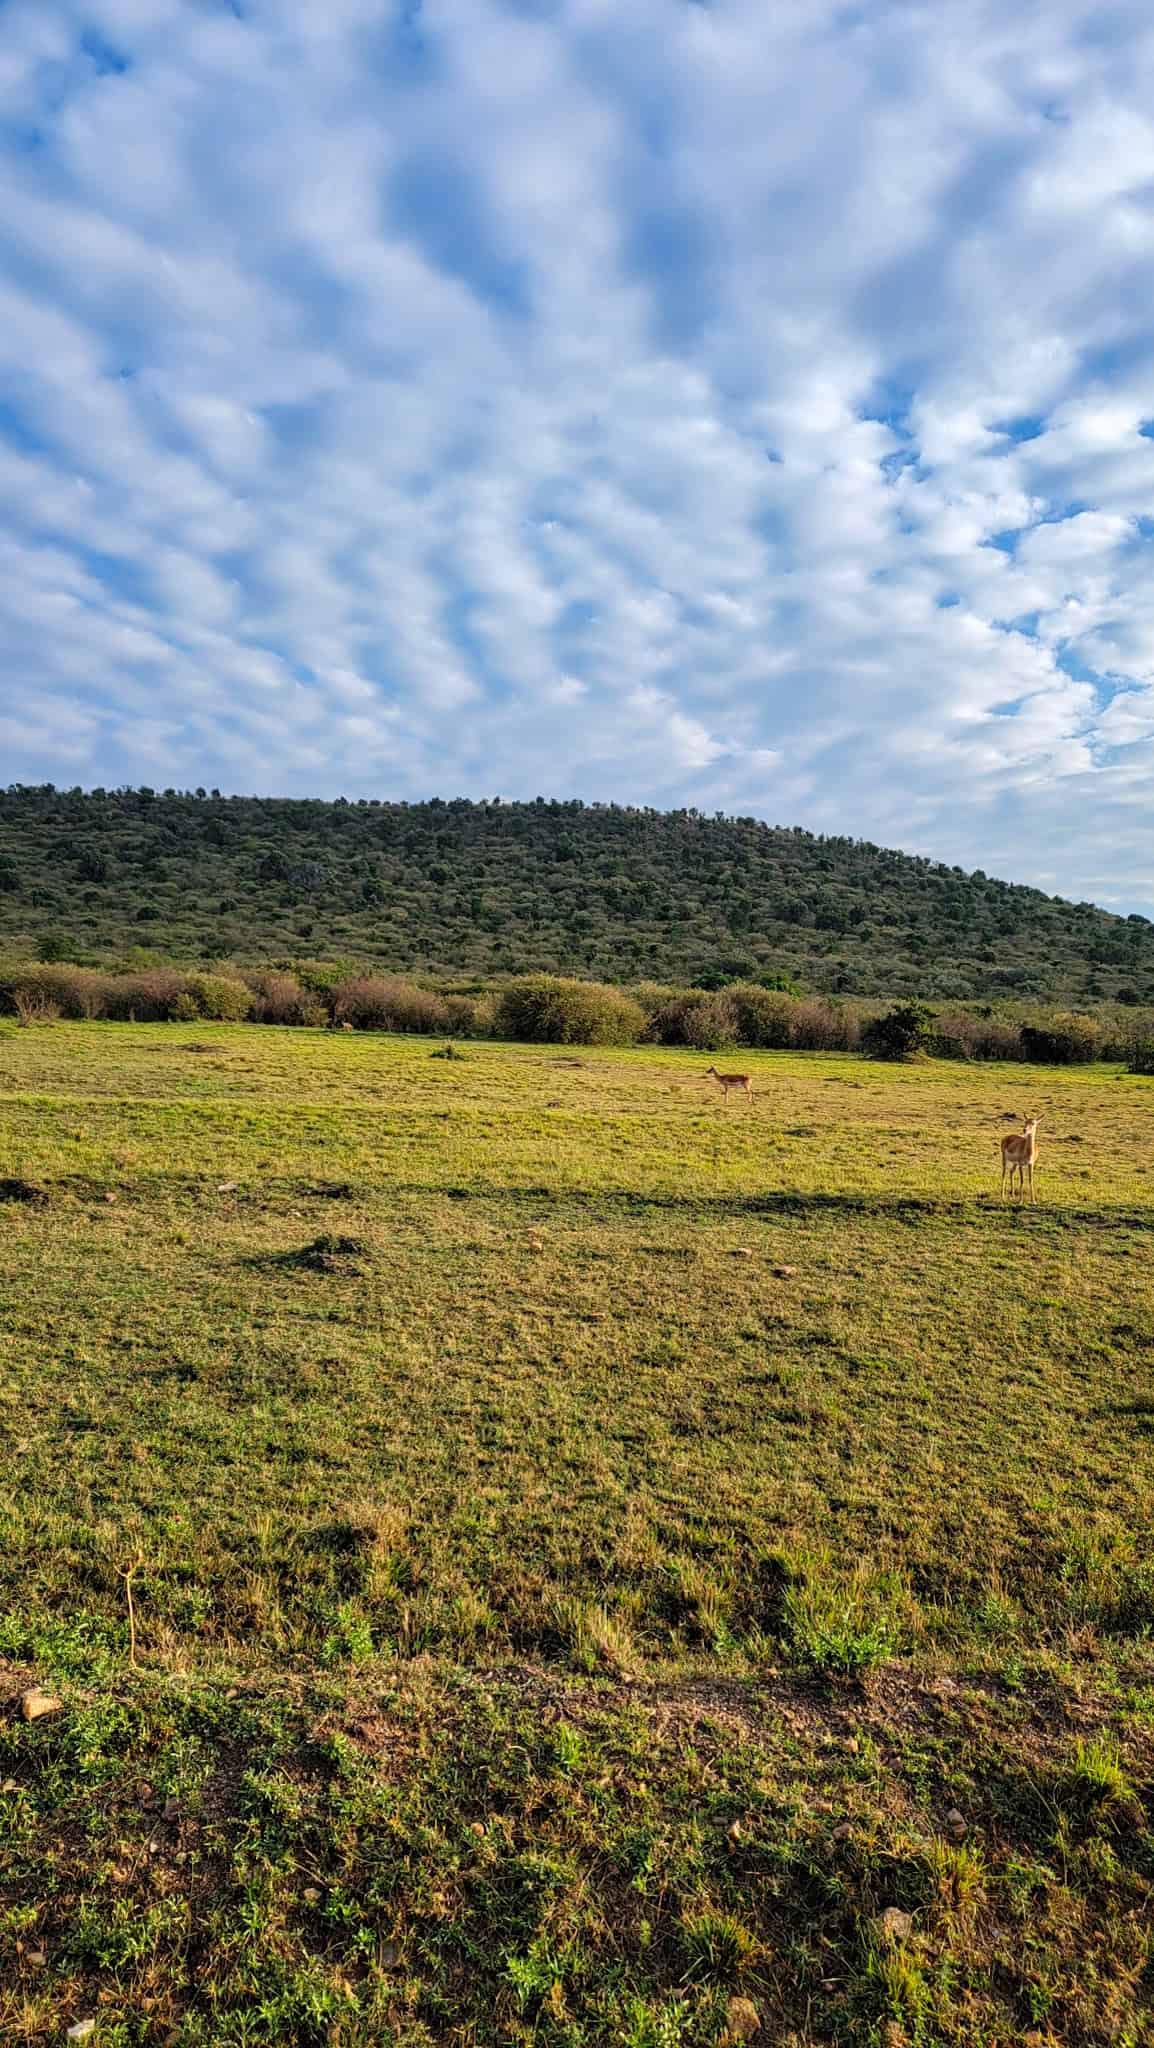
[
  {"x1": 1000, "y1": 1116, "x2": 1041, "y2": 1204},
  {"x1": 705, "y1": 1065, "x2": 754, "y2": 1104}
]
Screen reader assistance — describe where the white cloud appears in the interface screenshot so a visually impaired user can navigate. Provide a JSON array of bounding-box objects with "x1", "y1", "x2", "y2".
[{"x1": 1, "y1": 0, "x2": 1154, "y2": 908}]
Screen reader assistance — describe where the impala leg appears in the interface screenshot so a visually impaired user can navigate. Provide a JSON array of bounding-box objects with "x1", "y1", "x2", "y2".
[{"x1": 1028, "y1": 1163, "x2": 1036, "y2": 1206}]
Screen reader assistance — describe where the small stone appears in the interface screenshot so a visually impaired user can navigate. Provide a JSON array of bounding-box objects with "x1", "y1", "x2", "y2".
[
  {"x1": 877, "y1": 1907, "x2": 913, "y2": 1944},
  {"x1": 726, "y1": 1818, "x2": 743, "y2": 1844},
  {"x1": 303, "y1": 1886, "x2": 319, "y2": 1902},
  {"x1": 772, "y1": 1264, "x2": 797, "y2": 1278},
  {"x1": 67, "y1": 2024, "x2": 97, "y2": 2043},
  {"x1": 844, "y1": 1736, "x2": 859, "y2": 1754},
  {"x1": 2, "y1": 1777, "x2": 18, "y2": 1792},
  {"x1": 27, "y1": 1949, "x2": 46, "y2": 1967},
  {"x1": 21, "y1": 1687, "x2": 63, "y2": 1721},
  {"x1": 216, "y1": 1181, "x2": 239, "y2": 1193},
  {"x1": 945, "y1": 1807, "x2": 967, "y2": 1840},
  {"x1": 821, "y1": 1977, "x2": 838, "y2": 1991},
  {"x1": 731, "y1": 1246, "x2": 754, "y2": 1258},
  {"x1": 832, "y1": 1820, "x2": 853, "y2": 1841},
  {"x1": 721, "y1": 1994, "x2": 761, "y2": 2043},
  {"x1": 103, "y1": 1191, "x2": 117, "y2": 1203}
]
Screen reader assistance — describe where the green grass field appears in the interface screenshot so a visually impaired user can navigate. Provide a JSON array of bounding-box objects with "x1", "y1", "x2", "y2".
[{"x1": 2, "y1": 1023, "x2": 1153, "y2": 2046}]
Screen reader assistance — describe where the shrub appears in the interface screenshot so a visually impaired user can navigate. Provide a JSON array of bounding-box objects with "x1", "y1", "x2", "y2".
[
  {"x1": 646, "y1": 991, "x2": 738, "y2": 1050},
  {"x1": 241, "y1": 970, "x2": 320, "y2": 1026},
  {"x1": 1128, "y1": 1037, "x2": 1154, "y2": 1077},
  {"x1": 495, "y1": 976, "x2": 645, "y2": 1046},
  {"x1": 442, "y1": 991, "x2": 496, "y2": 1038},
  {"x1": 101, "y1": 970, "x2": 188, "y2": 1022},
  {"x1": 1020, "y1": 1012, "x2": 1101, "y2": 1065},
  {"x1": 0, "y1": 962, "x2": 107, "y2": 1021},
  {"x1": 627, "y1": 981, "x2": 685, "y2": 1022},
  {"x1": 11, "y1": 987, "x2": 61, "y2": 1026},
  {"x1": 789, "y1": 998, "x2": 862, "y2": 1052},
  {"x1": 183, "y1": 973, "x2": 253, "y2": 1022},
  {"x1": 931, "y1": 1010, "x2": 1023, "y2": 1061},
  {"x1": 862, "y1": 1002, "x2": 935, "y2": 1061},
  {"x1": 333, "y1": 977, "x2": 451, "y2": 1035},
  {"x1": 726, "y1": 983, "x2": 796, "y2": 1048},
  {"x1": 103, "y1": 969, "x2": 253, "y2": 1024}
]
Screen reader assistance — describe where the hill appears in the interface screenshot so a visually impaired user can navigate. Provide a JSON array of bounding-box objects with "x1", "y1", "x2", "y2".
[{"x1": 1, "y1": 783, "x2": 1152, "y2": 1001}]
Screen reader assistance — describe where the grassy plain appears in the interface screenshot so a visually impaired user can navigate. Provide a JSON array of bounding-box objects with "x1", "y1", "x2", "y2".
[{"x1": 1, "y1": 1023, "x2": 1153, "y2": 2046}]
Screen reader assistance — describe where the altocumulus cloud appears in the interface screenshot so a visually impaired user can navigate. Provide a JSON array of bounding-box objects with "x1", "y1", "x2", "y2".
[{"x1": 1, "y1": 0, "x2": 1154, "y2": 908}]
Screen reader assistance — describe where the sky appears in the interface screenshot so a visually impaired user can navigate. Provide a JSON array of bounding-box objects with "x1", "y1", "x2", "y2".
[{"x1": 2, "y1": 1, "x2": 1154, "y2": 912}]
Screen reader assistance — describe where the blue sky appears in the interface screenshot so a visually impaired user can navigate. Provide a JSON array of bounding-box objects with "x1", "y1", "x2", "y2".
[{"x1": 2, "y1": 0, "x2": 1154, "y2": 911}]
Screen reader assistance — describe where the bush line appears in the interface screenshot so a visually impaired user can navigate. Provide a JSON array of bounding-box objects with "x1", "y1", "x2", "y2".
[{"x1": 3, "y1": 960, "x2": 1153, "y2": 1069}]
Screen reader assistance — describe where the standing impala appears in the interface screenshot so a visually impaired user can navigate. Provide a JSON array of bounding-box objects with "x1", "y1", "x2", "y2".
[
  {"x1": 705, "y1": 1065, "x2": 754, "y2": 1104},
  {"x1": 1000, "y1": 1116, "x2": 1041, "y2": 1203}
]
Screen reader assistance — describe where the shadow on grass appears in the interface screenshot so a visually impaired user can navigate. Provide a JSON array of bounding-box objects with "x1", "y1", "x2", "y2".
[
  {"x1": 401, "y1": 1183, "x2": 1154, "y2": 1232},
  {"x1": 47, "y1": 1172, "x2": 1154, "y2": 1231}
]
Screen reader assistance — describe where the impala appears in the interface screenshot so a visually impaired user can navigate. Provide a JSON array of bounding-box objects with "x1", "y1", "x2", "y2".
[
  {"x1": 1000, "y1": 1115, "x2": 1041, "y2": 1203},
  {"x1": 705, "y1": 1065, "x2": 754, "y2": 1104}
]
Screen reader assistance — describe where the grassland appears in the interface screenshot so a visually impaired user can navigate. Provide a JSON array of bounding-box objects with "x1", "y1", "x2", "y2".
[{"x1": 2, "y1": 1023, "x2": 1153, "y2": 2046}]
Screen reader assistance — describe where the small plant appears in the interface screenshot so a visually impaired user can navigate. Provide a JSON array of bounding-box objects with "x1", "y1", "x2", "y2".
[
  {"x1": 680, "y1": 1908, "x2": 759, "y2": 1984},
  {"x1": 1064, "y1": 1737, "x2": 1136, "y2": 1817},
  {"x1": 783, "y1": 1567, "x2": 899, "y2": 1677},
  {"x1": 505, "y1": 1937, "x2": 566, "y2": 2012},
  {"x1": 556, "y1": 1596, "x2": 638, "y2": 1675},
  {"x1": 322, "y1": 1601, "x2": 375, "y2": 1666}
]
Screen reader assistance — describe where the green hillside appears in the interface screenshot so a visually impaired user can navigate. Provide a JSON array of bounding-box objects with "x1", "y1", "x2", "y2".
[{"x1": 1, "y1": 783, "x2": 1151, "y2": 1001}]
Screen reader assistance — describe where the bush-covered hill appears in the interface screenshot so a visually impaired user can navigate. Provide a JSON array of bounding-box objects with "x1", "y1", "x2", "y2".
[{"x1": 1, "y1": 783, "x2": 1152, "y2": 1001}]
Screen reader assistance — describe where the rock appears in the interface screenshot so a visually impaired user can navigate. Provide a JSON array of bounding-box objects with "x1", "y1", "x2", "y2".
[
  {"x1": 773, "y1": 1264, "x2": 798, "y2": 1277},
  {"x1": 844, "y1": 1736, "x2": 859, "y2": 1754},
  {"x1": 2, "y1": 1777, "x2": 18, "y2": 1792},
  {"x1": 832, "y1": 1820, "x2": 853, "y2": 1841},
  {"x1": 877, "y1": 1907, "x2": 913, "y2": 1944},
  {"x1": 20, "y1": 1687, "x2": 63, "y2": 1722},
  {"x1": 731, "y1": 1247, "x2": 755, "y2": 1258},
  {"x1": 303, "y1": 1886, "x2": 319, "y2": 1902},
  {"x1": 67, "y1": 2024, "x2": 96, "y2": 2042},
  {"x1": 726, "y1": 1818, "x2": 744, "y2": 1845},
  {"x1": 945, "y1": 1807, "x2": 967, "y2": 1840},
  {"x1": 27, "y1": 1949, "x2": 46, "y2": 1967},
  {"x1": 216, "y1": 1181, "x2": 239, "y2": 1193},
  {"x1": 722, "y1": 1995, "x2": 761, "y2": 2043}
]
